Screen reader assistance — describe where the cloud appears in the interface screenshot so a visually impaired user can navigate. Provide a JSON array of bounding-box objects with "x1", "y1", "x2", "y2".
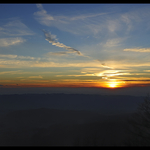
[
  {"x1": 124, "y1": 48, "x2": 150, "y2": 52},
  {"x1": 120, "y1": 6, "x2": 150, "y2": 32},
  {"x1": 0, "y1": 54, "x2": 38, "y2": 60},
  {"x1": 144, "y1": 70, "x2": 150, "y2": 72},
  {"x1": 103, "y1": 38, "x2": 123, "y2": 48},
  {"x1": 0, "y1": 70, "x2": 23, "y2": 75},
  {"x1": 43, "y1": 30, "x2": 82, "y2": 56},
  {"x1": 70, "y1": 12, "x2": 107, "y2": 21},
  {"x1": 107, "y1": 19, "x2": 121, "y2": 33},
  {"x1": 34, "y1": 4, "x2": 54, "y2": 26},
  {"x1": 56, "y1": 74, "x2": 95, "y2": 77},
  {"x1": 94, "y1": 70, "x2": 130, "y2": 78},
  {"x1": 29, "y1": 75, "x2": 43, "y2": 79},
  {"x1": 96, "y1": 59, "x2": 112, "y2": 68},
  {"x1": 17, "y1": 56, "x2": 35, "y2": 60},
  {"x1": 121, "y1": 14, "x2": 132, "y2": 32},
  {"x1": 0, "y1": 58, "x2": 106, "y2": 68},
  {"x1": 46, "y1": 51, "x2": 73, "y2": 56},
  {"x1": 0, "y1": 54, "x2": 41, "y2": 68},
  {"x1": 33, "y1": 4, "x2": 150, "y2": 39},
  {"x1": 0, "y1": 37, "x2": 25, "y2": 47},
  {"x1": 1, "y1": 53, "x2": 150, "y2": 70},
  {"x1": 0, "y1": 19, "x2": 34, "y2": 36},
  {"x1": 0, "y1": 54, "x2": 17, "y2": 59},
  {"x1": 123, "y1": 80, "x2": 150, "y2": 82},
  {"x1": 34, "y1": 4, "x2": 110, "y2": 36}
]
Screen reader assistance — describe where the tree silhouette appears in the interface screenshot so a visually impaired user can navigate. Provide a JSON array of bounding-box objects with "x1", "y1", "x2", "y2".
[{"x1": 125, "y1": 95, "x2": 150, "y2": 146}]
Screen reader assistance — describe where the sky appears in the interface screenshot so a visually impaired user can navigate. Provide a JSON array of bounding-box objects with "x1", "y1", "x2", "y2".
[{"x1": 1, "y1": 4, "x2": 150, "y2": 90}]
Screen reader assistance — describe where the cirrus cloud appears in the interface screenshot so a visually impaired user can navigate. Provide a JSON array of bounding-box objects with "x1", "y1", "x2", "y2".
[
  {"x1": 29, "y1": 75, "x2": 43, "y2": 79},
  {"x1": 0, "y1": 19, "x2": 34, "y2": 37},
  {"x1": 34, "y1": 4, "x2": 54, "y2": 26},
  {"x1": 0, "y1": 37, "x2": 25, "y2": 47},
  {"x1": 124, "y1": 47, "x2": 150, "y2": 52},
  {"x1": 43, "y1": 30, "x2": 82, "y2": 56},
  {"x1": 34, "y1": 4, "x2": 110, "y2": 36}
]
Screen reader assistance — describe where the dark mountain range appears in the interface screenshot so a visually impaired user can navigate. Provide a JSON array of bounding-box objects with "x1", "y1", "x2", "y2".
[
  {"x1": 0, "y1": 93, "x2": 144, "y2": 114},
  {"x1": 0, "y1": 93, "x2": 145, "y2": 146}
]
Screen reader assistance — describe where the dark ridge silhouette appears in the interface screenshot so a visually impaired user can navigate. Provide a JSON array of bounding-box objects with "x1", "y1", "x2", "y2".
[{"x1": 0, "y1": 93, "x2": 144, "y2": 114}]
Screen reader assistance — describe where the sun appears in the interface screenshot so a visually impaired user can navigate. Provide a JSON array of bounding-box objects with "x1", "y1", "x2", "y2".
[
  {"x1": 99, "y1": 80, "x2": 126, "y2": 89},
  {"x1": 106, "y1": 81, "x2": 126, "y2": 89},
  {"x1": 109, "y1": 83, "x2": 116, "y2": 88},
  {"x1": 108, "y1": 82, "x2": 118, "y2": 88}
]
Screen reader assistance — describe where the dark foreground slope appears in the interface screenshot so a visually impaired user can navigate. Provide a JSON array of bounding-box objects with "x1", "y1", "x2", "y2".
[{"x1": 0, "y1": 108, "x2": 131, "y2": 146}]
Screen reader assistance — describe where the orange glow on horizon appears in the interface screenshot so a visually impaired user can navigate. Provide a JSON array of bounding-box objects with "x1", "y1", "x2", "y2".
[
  {"x1": 0, "y1": 80, "x2": 150, "y2": 89},
  {"x1": 101, "y1": 80, "x2": 127, "y2": 89}
]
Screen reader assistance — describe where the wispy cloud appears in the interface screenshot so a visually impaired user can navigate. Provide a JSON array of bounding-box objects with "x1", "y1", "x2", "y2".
[
  {"x1": 0, "y1": 37, "x2": 25, "y2": 47},
  {"x1": 0, "y1": 54, "x2": 38, "y2": 60},
  {"x1": 0, "y1": 54, "x2": 17, "y2": 59},
  {"x1": 1, "y1": 53, "x2": 150, "y2": 70},
  {"x1": 0, "y1": 58, "x2": 107, "y2": 68},
  {"x1": 34, "y1": 4, "x2": 54, "y2": 26},
  {"x1": 29, "y1": 75, "x2": 43, "y2": 79},
  {"x1": 103, "y1": 38, "x2": 124, "y2": 48},
  {"x1": 46, "y1": 51, "x2": 73, "y2": 56},
  {"x1": 96, "y1": 59, "x2": 112, "y2": 69},
  {"x1": 144, "y1": 70, "x2": 150, "y2": 72},
  {"x1": 34, "y1": 4, "x2": 109, "y2": 36},
  {"x1": 43, "y1": 30, "x2": 82, "y2": 56},
  {"x1": 94, "y1": 70, "x2": 131, "y2": 78},
  {"x1": 70, "y1": 12, "x2": 107, "y2": 21},
  {"x1": 107, "y1": 19, "x2": 121, "y2": 33},
  {"x1": 0, "y1": 18, "x2": 34, "y2": 36},
  {"x1": 34, "y1": 4, "x2": 150, "y2": 38},
  {"x1": 124, "y1": 48, "x2": 150, "y2": 52},
  {"x1": 17, "y1": 56, "x2": 35, "y2": 60},
  {"x1": 0, "y1": 70, "x2": 23, "y2": 75},
  {"x1": 120, "y1": 6, "x2": 150, "y2": 32},
  {"x1": 56, "y1": 74, "x2": 95, "y2": 77}
]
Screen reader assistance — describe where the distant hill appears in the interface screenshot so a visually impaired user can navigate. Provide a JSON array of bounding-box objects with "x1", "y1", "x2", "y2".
[{"x1": 0, "y1": 93, "x2": 144, "y2": 114}]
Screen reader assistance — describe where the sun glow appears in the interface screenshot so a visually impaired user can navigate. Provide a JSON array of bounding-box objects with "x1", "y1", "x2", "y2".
[
  {"x1": 104, "y1": 81, "x2": 126, "y2": 89},
  {"x1": 109, "y1": 82, "x2": 117, "y2": 88}
]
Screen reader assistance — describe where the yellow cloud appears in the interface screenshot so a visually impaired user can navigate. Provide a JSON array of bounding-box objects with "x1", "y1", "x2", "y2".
[
  {"x1": 94, "y1": 70, "x2": 131, "y2": 77},
  {"x1": 124, "y1": 48, "x2": 150, "y2": 52},
  {"x1": 144, "y1": 70, "x2": 150, "y2": 72},
  {"x1": 29, "y1": 75, "x2": 43, "y2": 79},
  {"x1": 0, "y1": 70, "x2": 23, "y2": 75}
]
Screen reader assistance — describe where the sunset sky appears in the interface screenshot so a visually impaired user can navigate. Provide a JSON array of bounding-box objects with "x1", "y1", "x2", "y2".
[{"x1": 1, "y1": 4, "x2": 150, "y2": 89}]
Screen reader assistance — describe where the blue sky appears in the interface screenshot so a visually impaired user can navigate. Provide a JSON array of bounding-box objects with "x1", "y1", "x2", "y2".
[{"x1": 0, "y1": 4, "x2": 150, "y2": 88}]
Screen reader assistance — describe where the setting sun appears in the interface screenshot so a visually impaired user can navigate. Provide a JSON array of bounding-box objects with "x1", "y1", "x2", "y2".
[
  {"x1": 103, "y1": 81, "x2": 126, "y2": 89},
  {"x1": 109, "y1": 82, "x2": 117, "y2": 88}
]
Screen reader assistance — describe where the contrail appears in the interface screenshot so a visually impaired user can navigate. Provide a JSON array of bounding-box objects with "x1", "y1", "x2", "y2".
[{"x1": 42, "y1": 29, "x2": 82, "y2": 56}]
